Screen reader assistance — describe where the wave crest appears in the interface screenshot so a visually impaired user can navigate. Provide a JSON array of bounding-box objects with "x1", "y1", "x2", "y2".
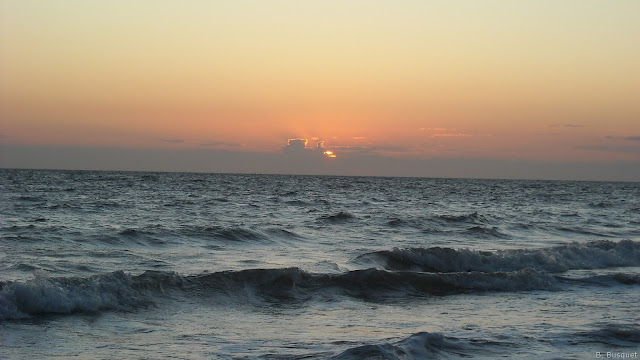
[
  {"x1": 0, "y1": 267, "x2": 558, "y2": 319},
  {"x1": 319, "y1": 212, "x2": 356, "y2": 223},
  {"x1": 353, "y1": 240, "x2": 640, "y2": 273},
  {"x1": 0, "y1": 271, "x2": 148, "y2": 320},
  {"x1": 333, "y1": 331, "x2": 497, "y2": 360}
]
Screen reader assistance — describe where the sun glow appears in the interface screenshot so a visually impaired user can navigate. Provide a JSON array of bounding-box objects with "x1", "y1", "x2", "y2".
[{"x1": 323, "y1": 150, "x2": 337, "y2": 158}]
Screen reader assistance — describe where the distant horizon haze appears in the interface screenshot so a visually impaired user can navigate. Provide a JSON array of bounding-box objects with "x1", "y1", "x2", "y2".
[{"x1": 1, "y1": 144, "x2": 639, "y2": 182}]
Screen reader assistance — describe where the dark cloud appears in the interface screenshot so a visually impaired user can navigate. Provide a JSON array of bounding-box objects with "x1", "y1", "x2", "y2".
[
  {"x1": 280, "y1": 139, "x2": 337, "y2": 173},
  {"x1": 624, "y1": 136, "x2": 640, "y2": 141},
  {"x1": 283, "y1": 138, "x2": 309, "y2": 154},
  {"x1": 283, "y1": 139, "x2": 327, "y2": 156}
]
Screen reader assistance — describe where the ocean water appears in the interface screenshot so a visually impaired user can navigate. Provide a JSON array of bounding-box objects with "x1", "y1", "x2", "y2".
[{"x1": 1, "y1": 169, "x2": 639, "y2": 359}]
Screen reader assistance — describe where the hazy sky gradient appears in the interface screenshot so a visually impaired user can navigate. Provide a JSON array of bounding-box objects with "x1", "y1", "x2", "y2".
[{"x1": 1, "y1": 1, "x2": 639, "y2": 179}]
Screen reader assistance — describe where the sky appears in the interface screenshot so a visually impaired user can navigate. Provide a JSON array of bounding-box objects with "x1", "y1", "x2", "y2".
[{"x1": 1, "y1": 0, "x2": 639, "y2": 180}]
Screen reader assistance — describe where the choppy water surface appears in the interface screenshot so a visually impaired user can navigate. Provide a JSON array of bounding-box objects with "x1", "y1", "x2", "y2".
[{"x1": 1, "y1": 169, "x2": 639, "y2": 359}]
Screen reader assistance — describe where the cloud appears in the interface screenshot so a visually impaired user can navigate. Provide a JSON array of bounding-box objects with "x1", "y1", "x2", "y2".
[
  {"x1": 576, "y1": 144, "x2": 640, "y2": 154},
  {"x1": 283, "y1": 138, "x2": 309, "y2": 154},
  {"x1": 332, "y1": 145, "x2": 411, "y2": 154},
  {"x1": 282, "y1": 138, "x2": 336, "y2": 163},
  {"x1": 549, "y1": 124, "x2": 585, "y2": 128},
  {"x1": 200, "y1": 141, "x2": 243, "y2": 148},
  {"x1": 604, "y1": 136, "x2": 640, "y2": 142},
  {"x1": 158, "y1": 138, "x2": 184, "y2": 144},
  {"x1": 283, "y1": 138, "x2": 328, "y2": 156},
  {"x1": 418, "y1": 127, "x2": 472, "y2": 138},
  {"x1": 430, "y1": 133, "x2": 471, "y2": 138}
]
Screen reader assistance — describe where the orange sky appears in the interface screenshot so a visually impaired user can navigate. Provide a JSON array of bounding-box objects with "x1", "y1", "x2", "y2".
[{"x1": 2, "y1": 0, "x2": 640, "y2": 167}]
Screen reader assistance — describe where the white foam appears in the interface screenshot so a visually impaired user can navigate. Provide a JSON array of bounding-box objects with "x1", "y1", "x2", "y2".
[{"x1": 0, "y1": 271, "x2": 147, "y2": 320}]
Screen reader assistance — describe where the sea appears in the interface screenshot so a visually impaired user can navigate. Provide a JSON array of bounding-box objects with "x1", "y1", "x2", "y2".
[{"x1": 1, "y1": 169, "x2": 639, "y2": 359}]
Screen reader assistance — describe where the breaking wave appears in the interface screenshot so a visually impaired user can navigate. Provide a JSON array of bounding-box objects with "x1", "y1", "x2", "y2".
[
  {"x1": 0, "y1": 267, "x2": 557, "y2": 320},
  {"x1": 0, "y1": 271, "x2": 149, "y2": 320},
  {"x1": 333, "y1": 331, "x2": 502, "y2": 359},
  {"x1": 353, "y1": 240, "x2": 640, "y2": 273}
]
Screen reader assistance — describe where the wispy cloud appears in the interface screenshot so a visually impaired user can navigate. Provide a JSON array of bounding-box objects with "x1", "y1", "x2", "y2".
[
  {"x1": 0, "y1": 133, "x2": 12, "y2": 143},
  {"x1": 577, "y1": 144, "x2": 640, "y2": 154},
  {"x1": 200, "y1": 141, "x2": 243, "y2": 148},
  {"x1": 604, "y1": 136, "x2": 640, "y2": 142},
  {"x1": 431, "y1": 133, "x2": 471, "y2": 138},
  {"x1": 333, "y1": 145, "x2": 411, "y2": 154},
  {"x1": 158, "y1": 138, "x2": 185, "y2": 144},
  {"x1": 549, "y1": 124, "x2": 585, "y2": 128},
  {"x1": 419, "y1": 127, "x2": 472, "y2": 138}
]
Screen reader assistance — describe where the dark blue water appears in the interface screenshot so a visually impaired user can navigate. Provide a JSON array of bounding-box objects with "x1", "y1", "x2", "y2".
[{"x1": 1, "y1": 169, "x2": 639, "y2": 359}]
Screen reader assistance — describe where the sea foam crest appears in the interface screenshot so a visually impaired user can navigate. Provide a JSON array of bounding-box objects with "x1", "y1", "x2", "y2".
[
  {"x1": 354, "y1": 240, "x2": 640, "y2": 273},
  {"x1": 0, "y1": 271, "x2": 148, "y2": 320}
]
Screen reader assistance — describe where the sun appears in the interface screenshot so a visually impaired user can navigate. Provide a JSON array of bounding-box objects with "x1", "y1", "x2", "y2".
[{"x1": 323, "y1": 150, "x2": 337, "y2": 158}]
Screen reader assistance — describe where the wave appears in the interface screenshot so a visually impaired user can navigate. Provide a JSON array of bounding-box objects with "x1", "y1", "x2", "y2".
[
  {"x1": 554, "y1": 226, "x2": 614, "y2": 237},
  {"x1": 93, "y1": 225, "x2": 301, "y2": 246},
  {"x1": 384, "y1": 212, "x2": 490, "y2": 229},
  {"x1": 0, "y1": 271, "x2": 149, "y2": 320},
  {"x1": 353, "y1": 240, "x2": 640, "y2": 273},
  {"x1": 333, "y1": 331, "x2": 505, "y2": 359},
  {"x1": 285, "y1": 199, "x2": 311, "y2": 206},
  {"x1": 589, "y1": 201, "x2": 614, "y2": 208},
  {"x1": 189, "y1": 267, "x2": 558, "y2": 300},
  {"x1": 558, "y1": 273, "x2": 640, "y2": 286},
  {"x1": 319, "y1": 211, "x2": 356, "y2": 223},
  {"x1": 462, "y1": 226, "x2": 509, "y2": 239},
  {"x1": 575, "y1": 325, "x2": 640, "y2": 346},
  {"x1": 436, "y1": 211, "x2": 489, "y2": 224},
  {"x1": 0, "y1": 267, "x2": 557, "y2": 319},
  {"x1": 16, "y1": 195, "x2": 45, "y2": 202},
  {"x1": 118, "y1": 228, "x2": 151, "y2": 237},
  {"x1": 265, "y1": 228, "x2": 303, "y2": 239},
  {"x1": 178, "y1": 225, "x2": 269, "y2": 242},
  {"x1": 386, "y1": 217, "x2": 407, "y2": 227}
]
